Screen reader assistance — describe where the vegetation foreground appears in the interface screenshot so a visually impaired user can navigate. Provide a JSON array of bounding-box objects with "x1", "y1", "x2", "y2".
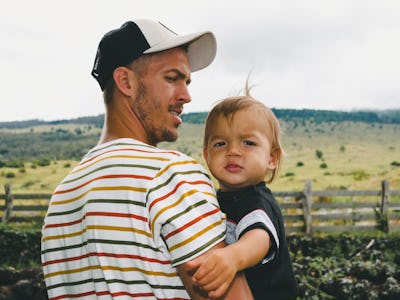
[{"x1": 1, "y1": 224, "x2": 400, "y2": 299}]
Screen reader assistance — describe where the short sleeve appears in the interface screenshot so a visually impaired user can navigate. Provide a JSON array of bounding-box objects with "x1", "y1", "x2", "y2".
[{"x1": 146, "y1": 154, "x2": 226, "y2": 266}]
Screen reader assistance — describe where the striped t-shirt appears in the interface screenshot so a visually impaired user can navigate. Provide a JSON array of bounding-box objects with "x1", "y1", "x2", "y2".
[{"x1": 41, "y1": 138, "x2": 226, "y2": 300}]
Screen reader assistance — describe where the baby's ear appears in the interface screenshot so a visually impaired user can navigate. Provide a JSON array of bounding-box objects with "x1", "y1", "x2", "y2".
[
  {"x1": 267, "y1": 149, "x2": 279, "y2": 170},
  {"x1": 203, "y1": 147, "x2": 209, "y2": 162}
]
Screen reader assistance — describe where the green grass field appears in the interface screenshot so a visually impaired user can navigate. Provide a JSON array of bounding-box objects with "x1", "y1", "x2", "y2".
[{"x1": 0, "y1": 120, "x2": 399, "y2": 194}]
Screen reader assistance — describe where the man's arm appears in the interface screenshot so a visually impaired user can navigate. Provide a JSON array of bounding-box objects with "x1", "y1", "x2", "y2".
[{"x1": 177, "y1": 241, "x2": 254, "y2": 300}]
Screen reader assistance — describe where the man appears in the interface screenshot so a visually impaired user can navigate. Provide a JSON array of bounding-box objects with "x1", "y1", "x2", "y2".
[{"x1": 41, "y1": 19, "x2": 252, "y2": 299}]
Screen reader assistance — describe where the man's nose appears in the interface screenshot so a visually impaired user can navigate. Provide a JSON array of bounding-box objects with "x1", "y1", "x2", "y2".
[{"x1": 177, "y1": 84, "x2": 191, "y2": 104}]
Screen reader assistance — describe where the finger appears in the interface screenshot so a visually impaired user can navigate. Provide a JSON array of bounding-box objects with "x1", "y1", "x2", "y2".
[
  {"x1": 197, "y1": 272, "x2": 226, "y2": 291},
  {"x1": 193, "y1": 259, "x2": 217, "y2": 281},
  {"x1": 208, "y1": 282, "x2": 230, "y2": 299}
]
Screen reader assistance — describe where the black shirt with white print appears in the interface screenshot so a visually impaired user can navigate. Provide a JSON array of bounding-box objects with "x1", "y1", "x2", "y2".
[{"x1": 217, "y1": 182, "x2": 298, "y2": 300}]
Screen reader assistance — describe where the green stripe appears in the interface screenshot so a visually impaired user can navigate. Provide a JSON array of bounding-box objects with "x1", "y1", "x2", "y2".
[
  {"x1": 47, "y1": 277, "x2": 185, "y2": 291},
  {"x1": 47, "y1": 198, "x2": 145, "y2": 217},
  {"x1": 172, "y1": 231, "x2": 226, "y2": 266},
  {"x1": 62, "y1": 164, "x2": 160, "y2": 184},
  {"x1": 163, "y1": 200, "x2": 208, "y2": 225},
  {"x1": 41, "y1": 241, "x2": 88, "y2": 254},
  {"x1": 147, "y1": 170, "x2": 210, "y2": 200},
  {"x1": 87, "y1": 239, "x2": 161, "y2": 252},
  {"x1": 42, "y1": 239, "x2": 162, "y2": 255}
]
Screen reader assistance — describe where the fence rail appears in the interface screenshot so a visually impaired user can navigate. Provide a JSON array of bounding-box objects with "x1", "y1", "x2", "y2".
[{"x1": 1, "y1": 180, "x2": 400, "y2": 236}]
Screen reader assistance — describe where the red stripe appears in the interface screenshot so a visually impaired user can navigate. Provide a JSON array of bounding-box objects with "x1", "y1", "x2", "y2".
[
  {"x1": 110, "y1": 291, "x2": 154, "y2": 297},
  {"x1": 49, "y1": 290, "x2": 96, "y2": 300},
  {"x1": 55, "y1": 174, "x2": 151, "y2": 194},
  {"x1": 44, "y1": 212, "x2": 147, "y2": 229},
  {"x1": 164, "y1": 208, "x2": 220, "y2": 240},
  {"x1": 149, "y1": 180, "x2": 212, "y2": 211},
  {"x1": 50, "y1": 289, "x2": 188, "y2": 300},
  {"x1": 42, "y1": 251, "x2": 171, "y2": 267}
]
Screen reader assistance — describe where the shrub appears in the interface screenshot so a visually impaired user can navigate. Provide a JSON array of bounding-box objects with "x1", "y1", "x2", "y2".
[
  {"x1": 5, "y1": 172, "x2": 15, "y2": 178},
  {"x1": 315, "y1": 149, "x2": 324, "y2": 160},
  {"x1": 3, "y1": 160, "x2": 24, "y2": 168},
  {"x1": 320, "y1": 163, "x2": 328, "y2": 169},
  {"x1": 284, "y1": 172, "x2": 295, "y2": 177},
  {"x1": 296, "y1": 161, "x2": 304, "y2": 167},
  {"x1": 351, "y1": 170, "x2": 369, "y2": 181},
  {"x1": 36, "y1": 158, "x2": 51, "y2": 167},
  {"x1": 391, "y1": 161, "x2": 400, "y2": 167}
]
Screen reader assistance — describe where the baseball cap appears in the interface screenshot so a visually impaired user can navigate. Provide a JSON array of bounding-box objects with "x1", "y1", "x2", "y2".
[{"x1": 91, "y1": 19, "x2": 217, "y2": 90}]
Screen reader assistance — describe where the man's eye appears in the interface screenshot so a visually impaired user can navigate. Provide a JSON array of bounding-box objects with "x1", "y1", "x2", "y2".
[{"x1": 166, "y1": 76, "x2": 177, "y2": 82}]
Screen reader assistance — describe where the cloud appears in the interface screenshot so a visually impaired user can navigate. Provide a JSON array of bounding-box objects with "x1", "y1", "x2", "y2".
[{"x1": 1, "y1": 0, "x2": 399, "y2": 121}]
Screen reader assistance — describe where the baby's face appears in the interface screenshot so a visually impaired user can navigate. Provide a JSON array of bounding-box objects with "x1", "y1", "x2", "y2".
[{"x1": 204, "y1": 108, "x2": 276, "y2": 191}]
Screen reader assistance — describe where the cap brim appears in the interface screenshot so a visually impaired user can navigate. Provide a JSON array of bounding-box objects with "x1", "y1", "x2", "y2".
[{"x1": 144, "y1": 31, "x2": 216, "y2": 72}]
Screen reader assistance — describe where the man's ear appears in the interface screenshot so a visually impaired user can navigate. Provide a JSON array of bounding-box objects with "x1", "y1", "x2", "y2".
[{"x1": 113, "y1": 67, "x2": 135, "y2": 97}]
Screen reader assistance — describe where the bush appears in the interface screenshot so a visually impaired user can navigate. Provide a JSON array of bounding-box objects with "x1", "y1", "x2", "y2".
[
  {"x1": 320, "y1": 163, "x2": 328, "y2": 169},
  {"x1": 284, "y1": 172, "x2": 295, "y2": 177},
  {"x1": 351, "y1": 170, "x2": 369, "y2": 181},
  {"x1": 316, "y1": 149, "x2": 324, "y2": 160},
  {"x1": 0, "y1": 225, "x2": 42, "y2": 267},
  {"x1": 36, "y1": 158, "x2": 51, "y2": 167},
  {"x1": 5, "y1": 172, "x2": 15, "y2": 178},
  {"x1": 391, "y1": 161, "x2": 400, "y2": 167},
  {"x1": 296, "y1": 161, "x2": 304, "y2": 167}
]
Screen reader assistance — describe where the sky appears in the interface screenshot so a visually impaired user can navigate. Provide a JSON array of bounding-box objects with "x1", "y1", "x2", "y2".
[{"x1": 1, "y1": 0, "x2": 399, "y2": 122}]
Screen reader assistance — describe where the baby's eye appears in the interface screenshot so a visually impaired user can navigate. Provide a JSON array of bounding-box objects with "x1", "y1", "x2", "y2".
[
  {"x1": 244, "y1": 140, "x2": 256, "y2": 146},
  {"x1": 213, "y1": 141, "x2": 226, "y2": 147}
]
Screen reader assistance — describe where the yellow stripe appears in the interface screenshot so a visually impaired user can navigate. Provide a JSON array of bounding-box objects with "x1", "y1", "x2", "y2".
[
  {"x1": 44, "y1": 265, "x2": 177, "y2": 279},
  {"x1": 169, "y1": 218, "x2": 224, "y2": 252},
  {"x1": 203, "y1": 191, "x2": 216, "y2": 199},
  {"x1": 51, "y1": 186, "x2": 146, "y2": 206},
  {"x1": 42, "y1": 225, "x2": 151, "y2": 242},
  {"x1": 73, "y1": 154, "x2": 169, "y2": 174},
  {"x1": 45, "y1": 265, "x2": 99, "y2": 278},
  {"x1": 151, "y1": 189, "x2": 198, "y2": 233},
  {"x1": 86, "y1": 225, "x2": 152, "y2": 238},
  {"x1": 155, "y1": 160, "x2": 197, "y2": 178},
  {"x1": 101, "y1": 265, "x2": 177, "y2": 277},
  {"x1": 42, "y1": 229, "x2": 86, "y2": 242}
]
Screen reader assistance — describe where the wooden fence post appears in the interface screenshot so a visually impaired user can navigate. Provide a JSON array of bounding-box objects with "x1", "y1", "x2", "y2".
[
  {"x1": 380, "y1": 180, "x2": 390, "y2": 233},
  {"x1": 302, "y1": 179, "x2": 313, "y2": 236},
  {"x1": 2, "y1": 184, "x2": 14, "y2": 224}
]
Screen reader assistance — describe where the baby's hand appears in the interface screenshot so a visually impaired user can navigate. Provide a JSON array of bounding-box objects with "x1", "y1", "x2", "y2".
[{"x1": 189, "y1": 247, "x2": 238, "y2": 299}]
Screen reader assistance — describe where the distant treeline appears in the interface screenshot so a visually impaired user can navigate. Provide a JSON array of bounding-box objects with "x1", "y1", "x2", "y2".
[
  {"x1": 181, "y1": 109, "x2": 400, "y2": 124},
  {"x1": 0, "y1": 114, "x2": 104, "y2": 129},
  {"x1": 1, "y1": 109, "x2": 400, "y2": 129}
]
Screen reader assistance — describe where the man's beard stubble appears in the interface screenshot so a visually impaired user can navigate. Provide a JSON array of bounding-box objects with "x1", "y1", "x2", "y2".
[{"x1": 133, "y1": 81, "x2": 178, "y2": 146}]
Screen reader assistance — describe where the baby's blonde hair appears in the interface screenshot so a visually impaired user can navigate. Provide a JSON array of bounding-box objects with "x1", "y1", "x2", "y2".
[{"x1": 203, "y1": 86, "x2": 284, "y2": 183}]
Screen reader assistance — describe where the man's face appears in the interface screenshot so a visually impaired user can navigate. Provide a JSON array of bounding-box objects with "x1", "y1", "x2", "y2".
[{"x1": 131, "y1": 48, "x2": 192, "y2": 146}]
